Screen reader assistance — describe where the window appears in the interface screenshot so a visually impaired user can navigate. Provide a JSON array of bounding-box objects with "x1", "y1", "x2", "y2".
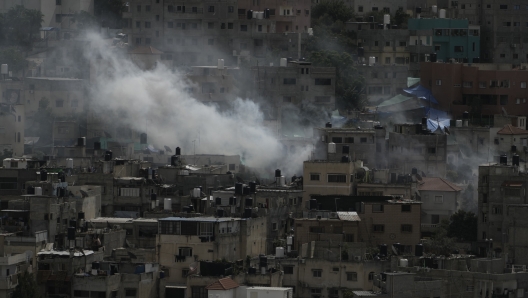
[
  {"x1": 499, "y1": 4, "x2": 507, "y2": 9},
  {"x1": 372, "y1": 7, "x2": 378, "y2": 11},
  {"x1": 368, "y1": 272, "x2": 375, "y2": 281},
  {"x1": 228, "y1": 23, "x2": 233, "y2": 29},
  {"x1": 312, "y1": 269, "x2": 322, "y2": 277},
  {"x1": 372, "y1": 204, "x2": 384, "y2": 212},
  {"x1": 401, "y1": 224, "x2": 412, "y2": 233},
  {"x1": 258, "y1": 25, "x2": 262, "y2": 32},
  {"x1": 228, "y1": 6, "x2": 234, "y2": 12},
  {"x1": 283, "y1": 78, "x2": 296, "y2": 85},
  {"x1": 200, "y1": 222, "x2": 213, "y2": 235},
  {"x1": 434, "y1": 196, "x2": 443, "y2": 203},
  {"x1": 500, "y1": 95, "x2": 508, "y2": 105},
  {"x1": 328, "y1": 174, "x2": 346, "y2": 183},
  {"x1": 168, "y1": 22, "x2": 174, "y2": 28},
  {"x1": 208, "y1": 6, "x2": 215, "y2": 12},
  {"x1": 492, "y1": 205, "x2": 502, "y2": 215},
  {"x1": 346, "y1": 272, "x2": 357, "y2": 281},
  {"x1": 436, "y1": 80, "x2": 442, "y2": 86},
  {"x1": 331, "y1": 137, "x2": 342, "y2": 143},
  {"x1": 310, "y1": 174, "x2": 320, "y2": 181},
  {"x1": 428, "y1": 147, "x2": 436, "y2": 154},
  {"x1": 373, "y1": 224, "x2": 384, "y2": 232},
  {"x1": 56, "y1": 99, "x2": 64, "y2": 107},
  {"x1": 521, "y1": 82, "x2": 526, "y2": 89},
  {"x1": 284, "y1": 266, "x2": 294, "y2": 274},
  {"x1": 272, "y1": 222, "x2": 278, "y2": 231},
  {"x1": 125, "y1": 289, "x2": 137, "y2": 297},
  {"x1": 401, "y1": 205, "x2": 411, "y2": 212},
  {"x1": 358, "y1": 6, "x2": 363, "y2": 12},
  {"x1": 191, "y1": 287, "x2": 207, "y2": 298},
  {"x1": 178, "y1": 247, "x2": 193, "y2": 257},
  {"x1": 137, "y1": 5, "x2": 141, "y2": 12},
  {"x1": 240, "y1": 25, "x2": 247, "y2": 31},
  {"x1": 431, "y1": 214, "x2": 440, "y2": 224},
  {"x1": 309, "y1": 226, "x2": 324, "y2": 233},
  {"x1": 146, "y1": 5, "x2": 151, "y2": 11},
  {"x1": 463, "y1": 81, "x2": 473, "y2": 87},
  {"x1": 385, "y1": 57, "x2": 391, "y2": 64},
  {"x1": 314, "y1": 78, "x2": 331, "y2": 85}
]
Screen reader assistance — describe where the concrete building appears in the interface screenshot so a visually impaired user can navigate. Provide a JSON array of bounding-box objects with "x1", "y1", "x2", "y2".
[
  {"x1": 302, "y1": 160, "x2": 360, "y2": 201},
  {"x1": 417, "y1": 177, "x2": 462, "y2": 236},
  {"x1": 293, "y1": 212, "x2": 361, "y2": 249},
  {"x1": 346, "y1": 0, "x2": 406, "y2": 16},
  {"x1": 388, "y1": 123, "x2": 448, "y2": 177},
  {"x1": 0, "y1": 105, "x2": 24, "y2": 157},
  {"x1": 454, "y1": 0, "x2": 528, "y2": 63},
  {"x1": 420, "y1": 62, "x2": 528, "y2": 119},
  {"x1": 0, "y1": 248, "x2": 32, "y2": 298}
]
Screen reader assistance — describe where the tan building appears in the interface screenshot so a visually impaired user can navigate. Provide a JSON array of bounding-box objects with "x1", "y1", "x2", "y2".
[{"x1": 302, "y1": 160, "x2": 360, "y2": 201}]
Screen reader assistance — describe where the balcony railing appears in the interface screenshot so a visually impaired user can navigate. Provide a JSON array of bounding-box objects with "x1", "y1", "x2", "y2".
[
  {"x1": 0, "y1": 274, "x2": 18, "y2": 290},
  {"x1": 421, "y1": 223, "x2": 439, "y2": 229}
]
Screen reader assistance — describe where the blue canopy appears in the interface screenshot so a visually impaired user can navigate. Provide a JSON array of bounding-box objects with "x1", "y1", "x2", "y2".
[
  {"x1": 403, "y1": 85, "x2": 439, "y2": 104},
  {"x1": 424, "y1": 107, "x2": 450, "y2": 132}
]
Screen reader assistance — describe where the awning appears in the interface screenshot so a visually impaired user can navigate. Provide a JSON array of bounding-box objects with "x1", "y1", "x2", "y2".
[
  {"x1": 165, "y1": 285, "x2": 187, "y2": 289},
  {"x1": 403, "y1": 85, "x2": 439, "y2": 104},
  {"x1": 407, "y1": 77, "x2": 420, "y2": 87}
]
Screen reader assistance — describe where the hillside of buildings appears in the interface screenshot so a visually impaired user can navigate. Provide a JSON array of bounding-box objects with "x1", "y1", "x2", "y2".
[{"x1": 0, "y1": 0, "x2": 524, "y2": 298}]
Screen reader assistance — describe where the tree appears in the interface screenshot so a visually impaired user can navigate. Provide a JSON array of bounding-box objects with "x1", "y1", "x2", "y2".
[
  {"x1": 311, "y1": 0, "x2": 354, "y2": 25},
  {"x1": 3, "y1": 5, "x2": 43, "y2": 47},
  {"x1": 12, "y1": 271, "x2": 44, "y2": 298},
  {"x1": 393, "y1": 9, "x2": 411, "y2": 29},
  {"x1": 310, "y1": 50, "x2": 365, "y2": 109},
  {"x1": 447, "y1": 210, "x2": 477, "y2": 242},
  {"x1": 0, "y1": 48, "x2": 28, "y2": 74},
  {"x1": 424, "y1": 220, "x2": 456, "y2": 256}
]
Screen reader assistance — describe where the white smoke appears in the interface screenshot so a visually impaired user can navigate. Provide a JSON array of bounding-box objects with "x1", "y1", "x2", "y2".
[{"x1": 84, "y1": 33, "x2": 312, "y2": 176}]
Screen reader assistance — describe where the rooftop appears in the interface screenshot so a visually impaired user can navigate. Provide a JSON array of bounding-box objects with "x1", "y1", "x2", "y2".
[
  {"x1": 205, "y1": 277, "x2": 240, "y2": 290},
  {"x1": 418, "y1": 177, "x2": 462, "y2": 192},
  {"x1": 159, "y1": 217, "x2": 241, "y2": 222},
  {"x1": 497, "y1": 125, "x2": 528, "y2": 135}
]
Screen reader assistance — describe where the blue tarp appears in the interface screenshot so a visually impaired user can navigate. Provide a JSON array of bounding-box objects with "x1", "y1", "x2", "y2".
[
  {"x1": 424, "y1": 107, "x2": 450, "y2": 132},
  {"x1": 403, "y1": 85, "x2": 439, "y2": 104}
]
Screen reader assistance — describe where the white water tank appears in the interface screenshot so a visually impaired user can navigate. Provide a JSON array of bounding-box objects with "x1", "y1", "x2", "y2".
[
  {"x1": 368, "y1": 56, "x2": 376, "y2": 66},
  {"x1": 276, "y1": 247, "x2": 285, "y2": 258},
  {"x1": 164, "y1": 198, "x2": 172, "y2": 210},
  {"x1": 280, "y1": 58, "x2": 287, "y2": 67},
  {"x1": 257, "y1": 11, "x2": 264, "y2": 19},
  {"x1": 192, "y1": 188, "x2": 201, "y2": 198},
  {"x1": 34, "y1": 187, "x2": 42, "y2": 196},
  {"x1": 287, "y1": 236, "x2": 293, "y2": 245},
  {"x1": 66, "y1": 158, "x2": 73, "y2": 168},
  {"x1": 431, "y1": 5, "x2": 438, "y2": 14},
  {"x1": 328, "y1": 142, "x2": 336, "y2": 153},
  {"x1": 151, "y1": 201, "x2": 156, "y2": 209},
  {"x1": 261, "y1": 267, "x2": 266, "y2": 274},
  {"x1": 280, "y1": 176, "x2": 286, "y2": 186},
  {"x1": 156, "y1": 199, "x2": 160, "y2": 206},
  {"x1": 383, "y1": 14, "x2": 390, "y2": 25},
  {"x1": 456, "y1": 120, "x2": 462, "y2": 127},
  {"x1": 217, "y1": 59, "x2": 224, "y2": 69},
  {"x1": 307, "y1": 28, "x2": 313, "y2": 36},
  {"x1": 2, "y1": 159, "x2": 10, "y2": 168},
  {"x1": 1, "y1": 64, "x2": 8, "y2": 75},
  {"x1": 252, "y1": 11, "x2": 258, "y2": 18},
  {"x1": 399, "y1": 258, "x2": 409, "y2": 267},
  {"x1": 439, "y1": 9, "x2": 446, "y2": 18},
  {"x1": 463, "y1": 120, "x2": 469, "y2": 127}
]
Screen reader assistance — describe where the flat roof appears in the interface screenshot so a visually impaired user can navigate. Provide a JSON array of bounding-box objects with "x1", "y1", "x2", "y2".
[
  {"x1": 159, "y1": 217, "x2": 241, "y2": 222},
  {"x1": 247, "y1": 287, "x2": 292, "y2": 291}
]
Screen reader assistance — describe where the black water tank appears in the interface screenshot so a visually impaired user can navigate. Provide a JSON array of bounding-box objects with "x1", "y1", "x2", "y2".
[
  {"x1": 291, "y1": 175, "x2": 297, "y2": 183},
  {"x1": 217, "y1": 209, "x2": 224, "y2": 217},
  {"x1": 92, "y1": 262, "x2": 100, "y2": 270},
  {"x1": 245, "y1": 197, "x2": 253, "y2": 207},
  {"x1": 171, "y1": 155, "x2": 178, "y2": 166},
  {"x1": 27, "y1": 186, "x2": 34, "y2": 194},
  {"x1": 500, "y1": 154, "x2": 507, "y2": 165},
  {"x1": 243, "y1": 186, "x2": 250, "y2": 195},
  {"x1": 357, "y1": 47, "x2": 364, "y2": 57},
  {"x1": 430, "y1": 53, "x2": 437, "y2": 63},
  {"x1": 513, "y1": 154, "x2": 520, "y2": 166},
  {"x1": 216, "y1": 197, "x2": 222, "y2": 205},
  {"x1": 247, "y1": 9, "x2": 253, "y2": 19},
  {"x1": 94, "y1": 142, "x2": 101, "y2": 150},
  {"x1": 377, "y1": 23, "x2": 384, "y2": 29},
  {"x1": 392, "y1": 25, "x2": 398, "y2": 29},
  {"x1": 415, "y1": 244, "x2": 424, "y2": 256},
  {"x1": 264, "y1": 8, "x2": 270, "y2": 18},
  {"x1": 249, "y1": 181, "x2": 256, "y2": 193},
  {"x1": 188, "y1": 204, "x2": 195, "y2": 212},
  {"x1": 244, "y1": 207, "x2": 252, "y2": 218},
  {"x1": 368, "y1": 16, "x2": 374, "y2": 22},
  {"x1": 58, "y1": 187, "x2": 65, "y2": 197},
  {"x1": 176, "y1": 147, "x2": 181, "y2": 156},
  {"x1": 309, "y1": 199, "x2": 318, "y2": 210},
  {"x1": 462, "y1": 111, "x2": 469, "y2": 119},
  {"x1": 259, "y1": 255, "x2": 268, "y2": 267},
  {"x1": 229, "y1": 196, "x2": 237, "y2": 205},
  {"x1": 40, "y1": 169, "x2": 48, "y2": 181},
  {"x1": 422, "y1": 117, "x2": 428, "y2": 126},
  {"x1": 151, "y1": 193, "x2": 157, "y2": 201},
  {"x1": 449, "y1": 119, "x2": 456, "y2": 127},
  {"x1": 341, "y1": 155, "x2": 350, "y2": 162},
  {"x1": 325, "y1": 122, "x2": 332, "y2": 128},
  {"x1": 67, "y1": 227, "x2": 76, "y2": 240},
  {"x1": 70, "y1": 220, "x2": 77, "y2": 229},
  {"x1": 275, "y1": 169, "x2": 281, "y2": 178},
  {"x1": 379, "y1": 244, "x2": 388, "y2": 256},
  {"x1": 412, "y1": 168, "x2": 418, "y2": 175},
  {"x1": 512, "y1": 145, "x2": 517, "y2": 152},
  {"x1": 182, "y1": 206, "x2": 190, "y2": 213},
  {"x1": 235, "y1": 183, "x2": 243, "y2": 195},
  {"x1": 140, "y1": 133, "x2": 147, "y2": 144},
  {"x1": 287, "y1": 57, "x2": 293, "y2": 62},
  {"x1": 78, "y1": 212, "x2": 85, "y2": 220},
  {"x1": 342, "y1": 145, "x2": 350, "y2": 154},
  {"x1": 77, "y1": 137, "x2": 85, "y2": 147},
  {"x1": 416, "y1": 7, "x2": 421, "y2": 13},
  {"x1": 104, "y1": 150, "x2": 113, "y2": 161}
]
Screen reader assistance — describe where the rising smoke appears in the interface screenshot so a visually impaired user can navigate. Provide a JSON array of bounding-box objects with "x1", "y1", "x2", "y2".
[{"x1": 84, "y1": 33, "x2": 316, "y2": 176}]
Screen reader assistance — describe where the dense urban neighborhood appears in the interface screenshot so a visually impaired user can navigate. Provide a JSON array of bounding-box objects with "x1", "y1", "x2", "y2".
[{"x1": 0, "y1": 0, "x2": 526, "y2": 297}]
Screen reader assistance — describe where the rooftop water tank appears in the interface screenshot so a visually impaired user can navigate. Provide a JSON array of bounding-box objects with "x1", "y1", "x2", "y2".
[
  {"x1": 164, "y1": 198, "x2": 172, "y2": 210},
  {"x1": 328, "y1": 142, "x2": 336, "y2": 154},
  {"x1": 276, "y1": 247, "x2": 285, "y2": 258}
]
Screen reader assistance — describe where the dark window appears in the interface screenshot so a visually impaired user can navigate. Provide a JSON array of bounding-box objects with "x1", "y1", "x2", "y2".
[
  {"x1": 238, "y1": 9, "x2": 245, "y2": 14},
  {"x1": 125, "y1": 289, "x2": 137, "y2": 297},
  {"x1": 309, "y1": 226, "x2": 324, "y2": 233},
  {"x1": 431, "y1": 215, "x2": 440, "y2": 224},
  {"x1": 346, "y1": 272, "x2": 357, "y2": 281},
  {"x1": 283, "y1": 78, "x2": 296, "y2": 85},
  {"x1": 331, "y1": 137, "x2": 342, "y2": 143},
  {"x1": 208, "y1": 6, "x2": 215, "y2": 12},
  {"x1": 240, "y1": 25, "x2": 247, "y2": 31},
  {"x1": 345, "y1": 137, "x2": 354, "y2": 143},
  {"x1": 284, "y1": 266, "x2": 294, "y2": 274},
  {"x1": 401, "y1": 224, "x2": 412, "y2": 233},
  {"x1": 372, "y1": 204, "x2": 384, "y2": 212},
  {"x1": 168, "y1": 5, "x2": 174, "y2": 12},
  {"x1": 310, "y1": 174, "x2": 320, "y2": 181},
  {"x1": 178, "y1": 247, "x2": 193, "y2": 257},
  {"x1": 0, "y1": 177, "x2": 17, "y2": 190},
  {"x1": 146, "y1": 5, "x2": 151, "y2": 11},
  {"x1": 191, "y1": 287, "x2": 207, "y2": 298},
  {"x1": 401, "y1": 205, "x2": 411, "y2": 212},
  {"x1": 373, "y1": 224, "x2": 384, "y2": 232},
  {"x1": 56, "y1": 0, "x2": 61, "y2": 5},
  {"x1": 328, "y1": 174, "x2": 346, "y2": 183},
  {"x1": 360, "y1": 137, "x2": 367, "y2": 143},
  {"x1": 228, "y1": 6, "x2": 234, "y2": 12},
  {"x1": 312, "y1": 270, "x2": 322, "y2": 277},
  {"x1": 315, "y1": 78, "x2": 332, "y2": 85},
  {"x1": 137, "y1": 5, "x2": 141, "y2": 12},
  {"x1": 428, "y1": 147, "x2": 436, "y2": 154}
]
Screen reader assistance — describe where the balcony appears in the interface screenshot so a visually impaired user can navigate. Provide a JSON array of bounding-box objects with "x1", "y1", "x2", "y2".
[
  {"x1": 421, "y1": 223, "x2": 439, "y2": 229},
  {"x1": 0, "y1": 274, "x2": 18, "y2": 290},
  {"x1": 0, "y1": 253, "x2": 28, "y2": 266}
]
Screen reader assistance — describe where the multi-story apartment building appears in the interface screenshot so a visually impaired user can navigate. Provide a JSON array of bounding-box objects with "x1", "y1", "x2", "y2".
[
  {"x1": 454, "y1": 0, "x2": 528, "y2": 63},
  {"x1": 420, "y1": 62, "x2": 528, "y2": 118},
  {"x1": 388, "y1": 123, "x2": 448, "y2": 177},
  {"x1": 302, "y1": 160, "x2": 360, "y2": 201}
]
